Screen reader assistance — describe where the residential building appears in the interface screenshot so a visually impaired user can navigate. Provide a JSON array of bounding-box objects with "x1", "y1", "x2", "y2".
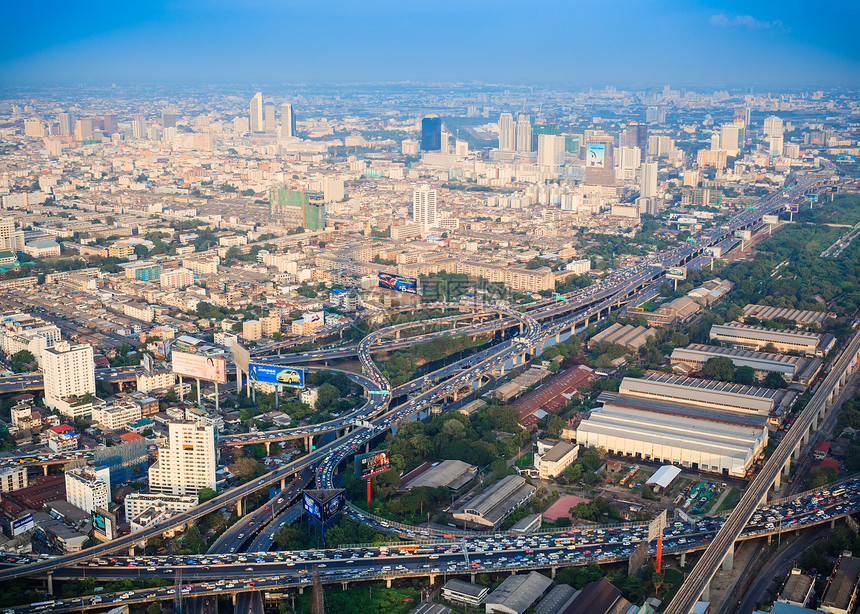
[
  {"x1": 413, "y1": 185, "x2": 438, "y2": 230},
  {"x1": 92, "y1": 402, "x2": 142, "y2": 431},
  {"x1": 498, "y1": 113, "x2": 515, "y2": 151},
  {"x1": 45, "y1": 424, "x2": 78, "y2": 452},
  {"x1": 42, "y1": 342, "x2": 96, "y2": 412},
  {"x1": 442, "y1": 580, "x2": 489, "y2": 609},
  {"x1": 65, "y1": 466, "x2": 110, "y2": 514},
  {"x1": 250, "y1": 92, "x2": 264, "y2": 133},
  {"x1": 148, "y1": 421, "x2": 217, "y2": 496},
  {"x1": 161, "y1": 268, "x2": 194, "y2": 289},
  {"x1": 0, "y1": 467, "x2": 28, "y2": 493},
  {"x1": 534, "y1": 441, "x2": 579, "y2": 479}
]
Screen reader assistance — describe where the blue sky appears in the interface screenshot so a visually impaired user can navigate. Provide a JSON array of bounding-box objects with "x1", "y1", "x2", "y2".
[{"x1": 1, "y1": 0, "x2": 857, "y2": 87}]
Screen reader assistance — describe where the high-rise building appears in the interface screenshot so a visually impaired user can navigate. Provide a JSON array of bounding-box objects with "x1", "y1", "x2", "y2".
[
  {"x1": 584, "y1": 135, "x2": 615, "y2": 186},
  {"x1": 42, "y1": 342, "x2": 95, "y2": 408},
  {"x1": 74, "y1": 118, "x2": 94, "y2": 141},
  {"x1": 412, "y1": 185, "x2": 438, "y2": 229},
  {"x1": 95, "y1": 434, "x2": 148, "y2": 485},
  {"x1": 537, "y1": 134, "x2": 565, "y2": 169},
  {"x1": 646, "y1": 107, "x2": 666, "y2": 124},
  {"x1": 148, "y1": 421, "x2": 217, "y2": 496},
  {"x1": 621, "y1": 122, "x2": 649, "y2": 159},
  {"x1": 0, "y1": 217, "x2": 25, "y2": 253},
  {"x1": 763, "y1": 116, "x2": 784, "y2": 138},
  {"x1": 57, "y1": 111, "x2": 74, "y2": 136},
  {"x1": 65, "y1": 466, "x2": 110, "y2": 514},
  {"x1": 132, "y1": 114, "x2": 146, "y2": 139},
  {"x1": 102, "y1": 114, "x2": 118, "y2": 134},
  {"x1": 640, "y1": 159, "x2": 659, "y2": 199},
  {"x1": 515, "y1": 114, "x2": 532, "y2": 152},
  {"x1": 720, "y1": 123, "x2": 742, "y2": 156},
  {"x1": 421, "y1": 117, "x2": 442, "y2": 151},
  {"x1": 769, "y1": 135, "x2": 784, "y2": 157},
  {"x1": 280, "y1": 103, "x2": 296, "y2": 137},
  {"x1": 250, "y1": 92, "x2": 264, "y2": 133},
  {"x1": 264, "y1": 103, "x2": 276, "y2": 132},
  {"x1": 161, "y1": 108, "x2": 177, "y2": 130},
  {"x1": 498, "y1": 112, "x2": 515, "y2": 151}
]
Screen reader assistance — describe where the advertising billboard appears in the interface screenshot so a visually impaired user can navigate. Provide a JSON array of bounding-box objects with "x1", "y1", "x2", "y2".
[
  {"x1": 733, "y1": 229, "x2": 752, "y2": 241},
  {"x1": 231, "y1": 342, "x2": 250, "y2": 372},
  {"x1": 666, "y1": 267, "x2": 687, "y2": 281},
  {"x1": 763, "y1": 215, "x2": 779, "y2": 225},
  {"x1": 11, "y1": 513, "x2": 34, "y2": 537},
  {"x1": 303, "y1": 492, "x2": 321, "y2": 521},
  {"x1": 302, "y1": 311, "x2": 325, "y2": 324},
  {"x1": 141, "y1": 353, "x2": 154, "y2": 374},
  {"x1": 705, "y1": 246, "x2": 722, "y2": 258},
  {"x1": 784, "y1": 203, "x2": 799, "y2": 213},
  {"x1": 171, "y1": 351, "x2": 228, "y2": 384},
  {"x1": 323, "y1": 492, "x2": 345, "y2": 518},
  {"x1": 248, "y1": 363, "x2": 304, "y2": 387},
  {"x1": 836, "y1": 154, "x2": 857, "y2": 162},
  {"x1": 378, "y1": 272, "x2": 418, "y2": 294},
  {"x1": 355, "y1": 450, "x2": 391, "y2": 479},
  {"x1": 586, "y1": 143, "x2": 605, "y2": 168},
  {"x1": 92, "y1": 508, "x2": 116, "y2": 542}
]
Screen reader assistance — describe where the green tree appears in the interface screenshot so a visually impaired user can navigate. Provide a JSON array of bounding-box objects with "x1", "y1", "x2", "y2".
[
  {"x1": 9, "y1": 350, "x2": 37, "y2": 373},
  {"x1": 702, "y1": 356, "x2": 734, "y2": 381},
  {"x1": 133, "y1": 244, "x2": 148, "y2": 258},
  {"x1": 314, "y1": 383, "x2": 340, "y2": 412},
  {"x1": 733, "y1": 365, "x2": 756, "y2": 385},
  {"x1": 147, "y1": 602, "x2": 162, "y2": 614},
  {"x1": 765, "y1": 372, "x2": 787, "y2": 388},
  {"x1": 198, "y1": 487, "x2": 217, "y2": 504}
]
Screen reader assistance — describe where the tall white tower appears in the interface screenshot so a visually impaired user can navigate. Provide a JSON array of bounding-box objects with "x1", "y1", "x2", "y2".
[
  {"x1": 412, "y1": 185, "x2": 438, "y2": 230},
  {"x1": 537, "y1": 134, "x2": 565, "y2": 169},
  {"x1": 250, "y1": 92, "x2": 264, "y2": 133},
  {"x1": 516, "y1": 114, "x2": 532, "y2": 152},
  {"x1": 149, "y1": 421, "x2": 217, "y2": 496},
  {"x1": 498, "y1": 113, "x2": 515, "y2": 151},
  {"x1": 640, "y1": 159, "x2": 659, "y2": 199}
]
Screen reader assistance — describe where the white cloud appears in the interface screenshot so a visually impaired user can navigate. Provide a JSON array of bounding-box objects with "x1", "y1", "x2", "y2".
[{"x1": 710, "y1": 13, "x2": 786, "y2": 30}]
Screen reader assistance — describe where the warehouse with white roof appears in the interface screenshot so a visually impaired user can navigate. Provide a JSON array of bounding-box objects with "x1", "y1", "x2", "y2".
[
  {"x1": 618, "y1": 373, "x2": 779, "y2": 414},
  {"x1": 709, "y1": 322, "x2": 835, "y2": 357},
  {"x1": 670, "y1": 344, "x2": 823, "y2": 385}
]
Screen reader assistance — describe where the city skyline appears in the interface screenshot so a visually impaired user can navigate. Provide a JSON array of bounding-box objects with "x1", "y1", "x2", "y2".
[{"x1": 0, "y1": 0, "x2": 858, "y2": 87}]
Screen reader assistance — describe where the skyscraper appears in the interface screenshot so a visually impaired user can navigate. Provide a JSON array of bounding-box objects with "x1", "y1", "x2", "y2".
[
  {"x1": 515, "y1": 114, "x2": 532, "y2": 152},
  {"x1": 148, "y1": 421, "x2": 217, "y2": 496},
  {"x1": 537, "y1": 134, "x2": 565, "y2": 169},
  {"x1": 421, "y1": 116, "x2": 442, "y2": 151},
  {"x1": 412, "y1": 184, "x2": 438, "y2": 229},
  {"x1": 264, "y1": 103, "x2": 276, "y2": 132},
  {"x1": 280, "y1": 103, "x2": 296, "y2": 137},
  {"x1": 720, "y1": 123, "x2": 742, "y2": 156},
  {"x1": 132, "y1": 114, "x2": 146, "y2": 139},
  {"x1": 640, "y1": 159, "x2": 659, "y2": 199},
  {"x1": 161, "y1": 107, "x2": 177, "y2": 130},
  {"x1": 102, "y1": 114, "x2": 118, "y2": 134},
  {"x1": 250, "y1": 92, "x2": 264, "y2": 133},
  {"x1": 498, "y1": 112, "x2": 515, "y2": 151},
  {"x1": 621, "y1": 122, "x2": 649, "y2": 159},
  {"x1": 57, "y1": 111, "x2": 74, "y2": 136},
  {"x1": 763, "y1": 116, "x2": 784, "y2": 138},
  {"x1": 42, "y1": 342, "x2": 95, "y2": 410}
]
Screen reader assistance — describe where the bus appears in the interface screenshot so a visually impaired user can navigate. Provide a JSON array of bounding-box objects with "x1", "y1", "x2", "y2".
[
  {"x1": 30, "y1": 601, "x2": 56, "y2": 613},
  {"x1": 398, "y1": 545, "x2": 418, "y2": 554},
  {"x1": 832, "y1": 487, "x2": 847, "y2": 497},
  {"x1": 555, "y1": 537, "x2": 575, "y2": 546}
]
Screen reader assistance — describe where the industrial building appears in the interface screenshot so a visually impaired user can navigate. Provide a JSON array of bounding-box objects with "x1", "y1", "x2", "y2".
[
  {"x1": 451, "y1": 475, "x2": 535, "y2": 530},
  {"x1": 484, "y1": 572, "x2": 553, "y2": 614},
  {"x1": 709, "y1": 323, "x2": 836, "y2": 357},
  {"x1": 742, "y1": 304, "x2": 832, "y2": 327},
  {"x1": 400, "y1": 460, "x2": 477, "y2": 493},
  {"x1": 441, "y1": 579, "x2": 489, "y2": 608},
  {"x1": 559, "y1": 578, "x2": 638, "y2": 614},
  {"x1": 670, "y1": 344, "x2": 823, "y2": 385},
  {"x1": 533, "y1": 441, "x2": 579, "y2": 479},
  {"x1": 574, "y1": 390, "x2": 768, "y2": 477},
  {"x1": 587, "y1": 323, "x2": 656, "y2": 352},
  {"x1": 819, "y1": 552, "x2": 860, "y2": 614},
  {"x1": 619, "y1": 373, "x2": 779, "y2": 414}
]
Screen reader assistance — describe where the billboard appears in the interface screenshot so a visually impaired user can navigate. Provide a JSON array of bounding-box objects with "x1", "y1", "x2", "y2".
[
  {"x1": 586, "y1": 143, "x2": 605, "y2": 168},
  {"x1": 92, "y1": 508, "x2": 116, "y2": 542},
  {"x1": 355, "y1": 450, "x2": 391, "y2": 479},
  {"x1": 763, "y1": 215, "x2": 779, "y2": 225},
  {"x1": 666, "y1": 267, "x2": 687, "y2": 281},
  {"x1": 171, "y1": 351, "x2": 228, "y2": 384},
  {"x1": 303, "y1": 311, "x2": 325, "y2": 324},
  {"x1": 705, "y1": 246, "x2": 722, "y2": 258},
  {"x1": 378, "y1": 272, "x2": 418, "y2": 295},
  {"x1": 249, "y1": 363, "x2": 304, "y2": 387},
  {"x1": 784, "y1": 203, "x2": 799, "y2": 213},
  {"x1": 647, "y1": 509, "x2": 668, "y2": 541},
  {"x1": 231, "y1": 341, "x2": 250, "y2": 372},
  {"x1": 11, "y1": 513, "x2": 34, "y2": 537},
  {"x1": 141, "y1": 354, "x2": 154, "y2": 374},
  {"x1": 733, "y1": 229, "x2": 752, "y2": 241},
  {"x1": 303, "y1": 492, "x2": 322, "y2": 521},
  {"x1": 836, "y1": 154, "x2": 856, "y2": 162},
  {"x1": 303, "y1": 490, "x2": 345, "y2": 522}
]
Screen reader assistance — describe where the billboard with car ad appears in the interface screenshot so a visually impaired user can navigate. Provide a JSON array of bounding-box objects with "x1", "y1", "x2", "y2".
[
  {"x1": 171, "y1": 351, "x2": 228, "y2": 384},
  {"x1": 378, "y1": 272, "x2": 418, "y2": 294},
  {"x1": 248, "y1": 363, "x2": 304, "y2": 387}
]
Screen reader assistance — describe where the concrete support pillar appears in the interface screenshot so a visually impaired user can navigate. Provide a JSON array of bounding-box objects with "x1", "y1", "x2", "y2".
[
  {"x1": 722, "y1": 543, "x2": 734, "y2": 571},
  {"x1": 47, "y1": 573, "x2": 53, "y2": 595},
  {"x1": 702, "y1": 580, "x2": 710, "y2": 603},
  {"x1": 298, "y1": 587, "x2": 304, "y2": 595},
  {"x1": 280, "y1": 477, "x2": 286, "y2": 490},
  {"x1": 129, "y1": 546, "x2": 135, "y2": 556},
  {"x1": 43, "y1": 465, "x2": 49, "y2": 476},
  {"x1": 232, "y1": 594, "x2": 237, "y2": 606},
  {"x1": 386, "y1": 578, "x2": 392, "y2": 588},
  {"x1": 237, "y1": 497, "x2": 244, "y2": 517},
  {"x1": 550, "y1": 567, "x2": 557, "y2": 579},
  {"x1": 264, "y1": 441, "x2": 271, "y2": 456},
  {"x1": 365, "y1": 441, "x2": 370, "y2": 454},
  {"x1": 793, "y1": 446, "x2": 801, "y2": 461},
  {"x1": 429, "y1": 574, "x2": 436, "y2": 585},
  {"x1": 782, "y1": 459, "x2": 791, "y2": 477},
  {"x1": 767, "y1": 534, "x2": 772, "y2": 545},
  {"x1": 308, "y1": 435, "x2": 314, "y2": 452},
  {"x1": 471, "y1": 573, "x2": 476, "y2": 583},
  {"x1": 774, "y1": 470, "x2": 781, "y2": 492},
  {"x1": 832, "y1": 518, "x2": 837, "y2": 529},
  {"x1": 802, "y1": 428, "x2": 810, "y2": 446}
]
